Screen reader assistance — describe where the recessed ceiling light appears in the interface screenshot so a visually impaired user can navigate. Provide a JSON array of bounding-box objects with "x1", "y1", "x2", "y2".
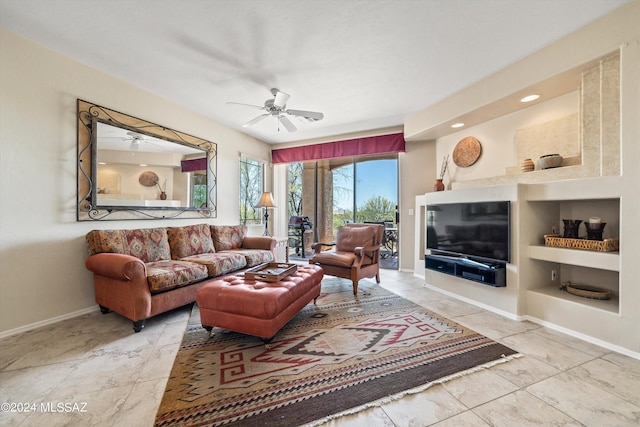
[
  {"x1": 139, "y1": 164, "x2": 147, "y2": 167},
  {"x1": 520, "y1": 94, "x2": 540, "y2": 103},
  {"x1": 98, "y1": 162, "x2": 106, "y2": 165},
  {"x1": 451, "y1": 123, "x2": 465, "y2": 128}
]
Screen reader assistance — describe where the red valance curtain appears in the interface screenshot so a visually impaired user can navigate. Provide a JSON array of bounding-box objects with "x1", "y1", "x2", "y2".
[
  {"x1": 271, "y1": 132, "x2": 405, "y2": 164},
  {"x1": 181, "y1": 158, "x2": 207, "y2": 172}
]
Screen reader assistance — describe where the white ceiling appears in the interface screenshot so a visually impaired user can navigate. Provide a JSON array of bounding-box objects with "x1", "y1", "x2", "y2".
[{"x1": 0, "y1": 0, "x2": 627, "y2": 144}]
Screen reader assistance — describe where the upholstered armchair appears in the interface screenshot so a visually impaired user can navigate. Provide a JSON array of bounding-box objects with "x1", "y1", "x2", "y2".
[{"x1": 309, "y1": 223, "x2": 384, "y2": 294}]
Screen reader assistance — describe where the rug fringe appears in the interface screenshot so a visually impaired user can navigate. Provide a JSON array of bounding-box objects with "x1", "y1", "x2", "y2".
[{"x1": 302, "y1": 353, "x2": 522, "y2": 427}]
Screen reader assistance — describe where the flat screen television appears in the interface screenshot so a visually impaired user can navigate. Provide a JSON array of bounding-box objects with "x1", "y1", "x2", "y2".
[{"x1": 426, "y1": 201, "x2": 510, "y2": 264}]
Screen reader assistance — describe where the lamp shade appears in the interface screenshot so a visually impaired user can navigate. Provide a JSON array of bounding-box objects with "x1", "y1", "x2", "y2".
[{"x1": 255, "y1": 192, "x2": 276, "y2": 208}]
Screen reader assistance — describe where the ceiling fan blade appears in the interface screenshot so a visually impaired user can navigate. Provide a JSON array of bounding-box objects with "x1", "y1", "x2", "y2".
[
  {"x1": 286, "y1": 109, "x2": 324, "y2": 121},
  {"x1": 242, "y1": 114, "x2": 269, "y2": 128},
  {"x1": 226, "y1": 102, "x2": 265, "y2": 110},
  {"x1": 278, "y1": 115, "x2": 297, "y2": 132},
  {"x1": 273, "y1": 91, "x2": 290, "y2": 109}
]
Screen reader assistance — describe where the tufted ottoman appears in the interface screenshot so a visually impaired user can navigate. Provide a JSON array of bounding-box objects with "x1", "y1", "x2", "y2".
[{"x1": 196, "y1": 264, "x2": 324, "y2": 345}]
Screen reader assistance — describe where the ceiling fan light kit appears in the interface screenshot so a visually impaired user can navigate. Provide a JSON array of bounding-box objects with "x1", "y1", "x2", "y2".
[{"x1": 228, "y1": 88, "x2": 324, "y2": 132}]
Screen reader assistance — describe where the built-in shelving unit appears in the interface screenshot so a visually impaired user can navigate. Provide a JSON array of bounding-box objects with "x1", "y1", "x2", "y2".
[
  {"x1": 522, "y1": 177, "x2": 621, "y2": 315},
  {"x1": 526, "y1": 286, "x2": 619, "y2": 314}
]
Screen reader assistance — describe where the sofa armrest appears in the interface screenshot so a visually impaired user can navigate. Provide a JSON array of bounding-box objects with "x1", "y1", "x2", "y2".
[
  {"x1": 85, "y1": 253, "x2": 147, "y2": 281},
  {"x1": 242, "y1": 236, "x2": 276, "y2": 252}
]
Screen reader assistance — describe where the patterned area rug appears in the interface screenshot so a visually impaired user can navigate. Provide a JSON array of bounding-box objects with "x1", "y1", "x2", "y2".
[{"x1": 155, "y1": 278, "x2": 518, "y2": 427}]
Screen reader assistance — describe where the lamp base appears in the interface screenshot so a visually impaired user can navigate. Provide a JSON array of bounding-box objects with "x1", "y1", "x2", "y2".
[{"x1": 263, "y1": 210, "x2": 270, "y2": 236}]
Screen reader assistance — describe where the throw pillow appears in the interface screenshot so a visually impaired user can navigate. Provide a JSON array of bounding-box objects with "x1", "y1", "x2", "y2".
[
  {"x1": 167, "y1": 224, "x2": 215, "y2": 259},
  {"x1": 211, "y1": 225, "x2": 247, "y2": 251}
]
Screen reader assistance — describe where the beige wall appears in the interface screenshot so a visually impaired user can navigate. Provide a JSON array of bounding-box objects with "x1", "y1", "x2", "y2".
[
  {"x1": 397, "y1": 141, "x2": 436, "y2": 270},
  {"x1": 435, "y1": 92, "x2": 580, "y2": 186},
  {"x1": 0, "y1": 29, "x2": 270, "y2": 334}
]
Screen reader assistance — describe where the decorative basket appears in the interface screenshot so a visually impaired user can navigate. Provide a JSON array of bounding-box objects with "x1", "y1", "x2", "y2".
[
  {"x1": 560, "y1": 281, "x2": 611, "y2": 300},
  {"x1": 543, "y1": 234, "x2": 619, "y2": 252}
]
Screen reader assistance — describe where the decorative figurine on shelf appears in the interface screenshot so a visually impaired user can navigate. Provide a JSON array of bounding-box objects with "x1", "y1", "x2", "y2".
[{"x1": 434, "y1": 154, "x2": 449, "y2": 191}]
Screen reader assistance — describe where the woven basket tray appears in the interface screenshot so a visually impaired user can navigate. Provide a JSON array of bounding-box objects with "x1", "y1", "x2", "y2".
[
  {"x1": 544, "y1": 234, "x2": 619, "y2": 252},
  {"x1": 560, "y1": 281, "x2": 611, "y2": 300}
]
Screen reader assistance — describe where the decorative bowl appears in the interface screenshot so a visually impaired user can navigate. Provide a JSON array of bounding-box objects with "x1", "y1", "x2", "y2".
[{"x1": 537, "y1": 154, "x2": 563, "y2": 169}]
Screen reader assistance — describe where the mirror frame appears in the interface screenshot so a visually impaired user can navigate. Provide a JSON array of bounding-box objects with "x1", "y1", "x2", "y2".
[{"x1": 77, "y1": 99, "x2": 217, "y2": 220}]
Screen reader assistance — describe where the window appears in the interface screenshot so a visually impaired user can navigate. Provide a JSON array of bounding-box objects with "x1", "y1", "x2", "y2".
[
  {"x1": 239, "y1": 157, "x2": 264, "y2": 225},
  {"x1": 192, "y1": 172, "x2": 207, "y2": 208}
]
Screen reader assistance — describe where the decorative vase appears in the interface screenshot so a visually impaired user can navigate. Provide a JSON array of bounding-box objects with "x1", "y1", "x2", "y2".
[
  {"x1": 434, "y1": 179, "x2": 445, "y2": 192},
  {"x1": 562, "y1": 219, "x2": 582, "y2": 239},
  {"x1": 538, "y1": 154, "x2": 563, "y2": 169},
  {"x1": 160, "y1": 191, "x2": 167, "y2": 200},
  {"x1": 585, "y1": 222, "x2": 606, "y2": 241},
  {"x1": 520, "y1": 158, "x2": 535, "y2": 172}
]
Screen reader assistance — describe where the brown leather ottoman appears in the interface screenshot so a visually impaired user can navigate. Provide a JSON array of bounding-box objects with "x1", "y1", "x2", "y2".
[{"x1": 196, "y1": 264, "x2": 323, "y2": 345}]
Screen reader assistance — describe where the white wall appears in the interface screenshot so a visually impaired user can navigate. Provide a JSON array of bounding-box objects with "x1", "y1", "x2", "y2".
[{"x1": 0, "y1": 29, "x2": 271, "y2": 335}]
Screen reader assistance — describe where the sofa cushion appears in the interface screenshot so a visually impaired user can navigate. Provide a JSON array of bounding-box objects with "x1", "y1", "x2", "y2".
[
  {"x1": 219, "y1": 249, "x2": 274, "y2": 267},
  {"x1": 86, "y1": 228, "x2": 171, "y2": 263},
  {"x1": 310, "y1": 251, "x2": 358, "y2": 268},
  {"x1": 180, "y1": 252, "x2": 247, "y2": 277},
  {"x1": 146, "y1": 260, "x2": 209, "y2": 293},
  {"x1": 167, "y1": 224, "x2": 215, "y2": 259},
  {"x1": 211, "y1": 225, "x2": 246, "y2": 251}
]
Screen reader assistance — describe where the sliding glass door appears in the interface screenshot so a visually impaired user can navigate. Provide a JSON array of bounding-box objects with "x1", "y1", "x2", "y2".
[{"x1": 287, "y1": 154, "x2": 398, "y2": 268}]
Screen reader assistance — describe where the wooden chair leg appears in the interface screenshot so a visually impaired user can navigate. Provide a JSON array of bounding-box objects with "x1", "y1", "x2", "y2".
[
  {"x1": 352, "y1": 280, "x2": 358, "y2": 295},
  {"x1": 376, "y1": 272, "x2": 381, "y2": 283}
]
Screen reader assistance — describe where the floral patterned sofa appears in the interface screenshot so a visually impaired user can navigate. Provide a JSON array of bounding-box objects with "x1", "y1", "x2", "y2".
[{"x1": 85, "y1": 224, "x2": 276, "y2": 332}]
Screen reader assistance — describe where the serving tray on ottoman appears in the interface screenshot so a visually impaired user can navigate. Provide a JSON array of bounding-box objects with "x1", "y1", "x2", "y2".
[{"x1": 244, "y1": 262, "x2": 297, "y2": 282}]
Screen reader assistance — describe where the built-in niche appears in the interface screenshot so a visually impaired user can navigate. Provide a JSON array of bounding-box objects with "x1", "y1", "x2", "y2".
[{"x1": 77, "y1": 99, "x2": 217, "y2": 220}]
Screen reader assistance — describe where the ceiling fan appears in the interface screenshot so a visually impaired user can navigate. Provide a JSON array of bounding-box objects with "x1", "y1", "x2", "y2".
[
  {"x1": 124, "y1": 132, "x2": 145, "y2": 151},
  {"x1": 227, "y1": 88, "x2": 324, "y2": 132}
]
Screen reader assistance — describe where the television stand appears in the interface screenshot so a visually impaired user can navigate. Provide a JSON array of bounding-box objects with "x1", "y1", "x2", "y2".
[{"x1": 425, "y1": 254, "x2": 506, "y2": 287}]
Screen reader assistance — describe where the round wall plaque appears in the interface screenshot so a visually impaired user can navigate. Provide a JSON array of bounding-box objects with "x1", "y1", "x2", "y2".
[
  {"x1": 452, "y1": 136, "x2": 482, "y2": 167},
  {"x1": 138, "y1": 171, "x2": 159, "y2": 187}
]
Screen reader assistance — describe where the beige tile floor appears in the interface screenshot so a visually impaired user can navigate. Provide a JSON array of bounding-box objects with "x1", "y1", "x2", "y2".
[{"x1": 1, "y1": 269, "x2": 639, "y2": 426}]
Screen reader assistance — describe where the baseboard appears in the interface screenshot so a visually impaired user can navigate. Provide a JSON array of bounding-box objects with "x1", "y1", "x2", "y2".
[
  {"x1": 0, "y1": 306, "x2": 98, "y2": 339},
  {"x1": 422, "y1": 282, "x2": 524, "y2": 321},
  {"x1": 524, "y1": 315, "x2": 640, "y2": 361}
]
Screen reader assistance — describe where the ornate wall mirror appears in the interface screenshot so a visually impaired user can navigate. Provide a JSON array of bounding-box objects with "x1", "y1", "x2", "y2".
[{"x1": 77, "y1": 99, "x2": 217, "y2": 220}]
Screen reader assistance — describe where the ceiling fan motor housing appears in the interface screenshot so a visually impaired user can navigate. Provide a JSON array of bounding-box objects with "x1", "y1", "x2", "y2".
[{"x1": 263, "y1": 98, "x2": 282, "y2": 114}]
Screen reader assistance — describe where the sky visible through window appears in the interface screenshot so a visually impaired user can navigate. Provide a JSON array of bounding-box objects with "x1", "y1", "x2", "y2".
[{"x1": 333, "y1": 159, "x2": 397, "y2": 212}]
